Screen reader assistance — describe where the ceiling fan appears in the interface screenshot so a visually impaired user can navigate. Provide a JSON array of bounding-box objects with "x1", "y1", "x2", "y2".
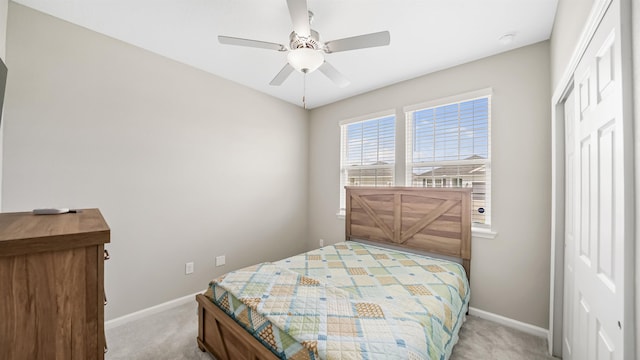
[{"x1": 218, "y1": 0, "x2": 391, "y2": 88}]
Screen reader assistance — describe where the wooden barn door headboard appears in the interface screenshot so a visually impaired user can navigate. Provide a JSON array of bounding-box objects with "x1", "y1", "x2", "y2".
[{"x1": 345, "y1": 187, "x2": 472, "y2": 278}]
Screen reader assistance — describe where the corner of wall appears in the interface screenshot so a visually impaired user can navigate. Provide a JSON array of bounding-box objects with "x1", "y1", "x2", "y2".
[{"x1": 0, "y1": 0, "x2": 9, "y2": 211}]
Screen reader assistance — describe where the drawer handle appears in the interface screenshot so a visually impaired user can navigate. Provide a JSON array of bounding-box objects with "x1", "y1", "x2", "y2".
[{"x1": 104, "y1": 249, "x2": 110, "y2": 260}]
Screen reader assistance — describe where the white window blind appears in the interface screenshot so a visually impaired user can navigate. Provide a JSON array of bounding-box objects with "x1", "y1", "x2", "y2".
[
  {"x1": 406, "y1": 95, "x2": 491, "y2": 226},
  {"x1": 339, "y1": 114, "x2": 395, "y2": 210}
]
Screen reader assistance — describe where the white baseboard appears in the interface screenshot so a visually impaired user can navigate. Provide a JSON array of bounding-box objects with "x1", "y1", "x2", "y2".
[
  {"x1": 469, "y1": 306, "x2": 549, "y2": 338},
  {"x1": 105, "y1": 290, "x2": 205, "y2": 330}
]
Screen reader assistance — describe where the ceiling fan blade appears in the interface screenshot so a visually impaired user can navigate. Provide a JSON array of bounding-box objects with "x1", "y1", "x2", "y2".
[
  {"x1": 318, "y1": 62, "x2": 350, "y2": 88},
  {"x1": 324, "y1": 31, "x2": 390, "y2": 53},
  {"x1": 270, "y1": 63, "x2": 295, "y2": 86},
  {"x1": 218, "y1": 36, "x2": 286, "y2": 51},
  {"x1": 286, "y1": 0, "x2": 310, "y2": 37}
]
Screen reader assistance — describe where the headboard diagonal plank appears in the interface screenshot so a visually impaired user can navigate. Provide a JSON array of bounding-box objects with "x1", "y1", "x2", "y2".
[
  {"x1": 351, "y1": 193, "x2": 395, "y2": 241},
  {"x1": 401, "y1": 199, "x2": 459, "y2": 243},
  {"x1": 345, "y1": 187, "x2": 472, "y2": 279}
]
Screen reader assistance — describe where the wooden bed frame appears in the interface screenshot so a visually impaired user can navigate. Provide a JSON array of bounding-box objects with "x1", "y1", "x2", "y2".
[{"x1": 196, "y1": 187, "x2": 472, "y2": 360}]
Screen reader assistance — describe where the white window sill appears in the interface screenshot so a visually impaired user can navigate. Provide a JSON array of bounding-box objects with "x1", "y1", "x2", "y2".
[
  {"x1": 335, "y1": 210, "x2": 497, "y2": 239},
  {"x1": 471, "y1": 227, "x2": 497, "y2": 239}
]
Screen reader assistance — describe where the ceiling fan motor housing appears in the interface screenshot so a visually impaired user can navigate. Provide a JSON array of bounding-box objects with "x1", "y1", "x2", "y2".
[{"x1": 289, "y1": 30, "x2": 321, "y2": 50}]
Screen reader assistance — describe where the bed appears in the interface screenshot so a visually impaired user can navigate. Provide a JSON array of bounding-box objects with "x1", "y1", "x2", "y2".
[{"x1": 195, "y1": 187, "x2": 472, "y2": 360}]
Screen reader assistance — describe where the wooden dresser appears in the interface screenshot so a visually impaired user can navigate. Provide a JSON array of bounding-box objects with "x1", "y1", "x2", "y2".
[{"x1": 0, "y1": 209, "x2": 110, "y2": 360}]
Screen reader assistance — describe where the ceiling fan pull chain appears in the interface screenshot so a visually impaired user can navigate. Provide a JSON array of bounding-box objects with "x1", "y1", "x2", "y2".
[{"x1": 303, "y1": 72, "x2": 307, "y2": 109}]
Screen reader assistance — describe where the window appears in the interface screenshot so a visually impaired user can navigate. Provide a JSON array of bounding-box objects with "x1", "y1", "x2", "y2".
[
  {"x1": 339, "y1": 113, "x2": 395, "y2": 211},
  {"x1": 406, "y1": 94, "x2": 491, "y2": 226},
  {"x1": 337, "y1": 89, "x2": 492, "y2": 233}
]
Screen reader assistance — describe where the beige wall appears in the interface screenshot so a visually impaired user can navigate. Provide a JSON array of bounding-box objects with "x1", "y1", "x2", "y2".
[
  {"x1": 308, "y1": 42, "x2": 552, "y2": 328},
  {"x1": 633, "y1": 0, "x2": 639, "y2": 352},
  {"x1": 0, "y1": 0, "x2": 6, "y2": 59},
  {"x1": 550, "y1": 0, "x2": 596, "y2": 88},
  {"x1": 0, "y1": 0, "x2": 9, "y2": 208},
  {"x1": 3, "y1": 3, "x2": 309, "y2": 320}
]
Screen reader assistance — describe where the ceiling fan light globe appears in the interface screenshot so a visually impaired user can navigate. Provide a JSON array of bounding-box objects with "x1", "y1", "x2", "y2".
[{"x1": 287, "y1": 48, "x2": 324, "y2": 73}]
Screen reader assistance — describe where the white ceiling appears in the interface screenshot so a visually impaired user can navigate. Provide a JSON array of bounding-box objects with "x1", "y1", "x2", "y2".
[{"x1": 13, "y1": 0, "x2": 559, "y2": 109}]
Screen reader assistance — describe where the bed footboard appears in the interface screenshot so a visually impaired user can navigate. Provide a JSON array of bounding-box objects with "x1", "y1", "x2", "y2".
[{"x1": 196, "y1": 294, "x2": 279, "y2": 360}]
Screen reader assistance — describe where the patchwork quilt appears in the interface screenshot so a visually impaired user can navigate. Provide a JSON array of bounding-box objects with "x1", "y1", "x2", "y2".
[{"x1": 207, "y1": 242, "x2": 469, "y2": 360}]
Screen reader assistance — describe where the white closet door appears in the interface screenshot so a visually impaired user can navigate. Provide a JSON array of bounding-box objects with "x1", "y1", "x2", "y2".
[{"x1": 570, "y1": 1, "x2": 631, "y2": 359}]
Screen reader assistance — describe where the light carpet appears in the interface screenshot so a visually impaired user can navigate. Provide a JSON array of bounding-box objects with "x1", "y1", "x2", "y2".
[{"x1": 105, "y1": 301, "x2": 559, "y2": 360}]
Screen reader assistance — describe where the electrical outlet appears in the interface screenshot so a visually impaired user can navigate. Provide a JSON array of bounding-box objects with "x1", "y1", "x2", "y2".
[
  {"x1": 216, "y1": 255, "x2": 226, "y2": 267},
  {"x1": 185, "y1": 262, "x2": 194, "y2": 275},
  {"x1": 319, "y1": 239, "x2": 324, "y2": 247}
]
